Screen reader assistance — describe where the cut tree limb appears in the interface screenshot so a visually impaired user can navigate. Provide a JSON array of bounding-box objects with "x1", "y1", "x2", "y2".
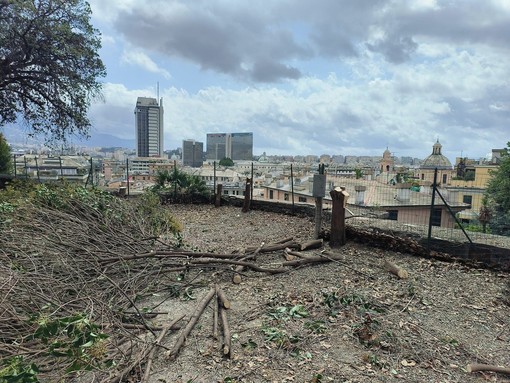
[
  {"x1": 220, "y1": 306, "x2": 231, "y2": 358},
  {"x1": 383, "y1": 260, "x2": 409, "y2": 279},
  {"x1": 284, "y1": 248, "x2": 305, "y2": 258},
  {"x1": 216, "y1": 287, "x2": 231, "y2": 309},
  {"x1": 300, "y1": 239, "x2": 323, "y2": 251},
  {"x1": 233, "y1": 242, "x2": 265, "y2": 284},
  {"x1": 167, "y1": 288, "x2": 216, "y2": 359},
  {"x1": 466, "y1": 363, "x2": 510, "y2": 375},
  {"x1": 213, "y1": 290, "x2": 219, "y2": 340}
]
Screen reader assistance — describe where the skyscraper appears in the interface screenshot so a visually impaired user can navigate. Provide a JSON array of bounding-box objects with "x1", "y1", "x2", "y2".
[
  {"x1": 134, "y1": 97, "x2": 164, "y2": 157},
  {"x1": 206, "y1": 132, "x2": 253, "y2": 161},
  {"x1": 182, "y1": 139, "x2": 204, "y2": 167}
]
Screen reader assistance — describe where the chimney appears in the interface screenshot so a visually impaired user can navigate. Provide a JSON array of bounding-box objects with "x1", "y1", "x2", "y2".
[
  {"x1": 396, "y1": 183, "x2": 411, "y2": 202},
  {"x1": 354, "y1": 185, "x2": 366, "y2": 205}
]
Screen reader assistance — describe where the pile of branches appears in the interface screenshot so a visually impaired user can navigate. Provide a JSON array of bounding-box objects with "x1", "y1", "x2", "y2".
[
  {"x1": 0, "y1": 184, "x2": 184, "y2": 382},
  {"x1": 0, "y1": 183, "x2": 367, "y2": 382}
]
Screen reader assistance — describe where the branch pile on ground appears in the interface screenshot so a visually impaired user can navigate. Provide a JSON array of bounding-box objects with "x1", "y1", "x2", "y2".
[
  {"x1": 0, "y1": 194, "x2": 335, "y2": 382},
  {"x1": 0, "y1": 196, "x2": 183, "y2": 382}
]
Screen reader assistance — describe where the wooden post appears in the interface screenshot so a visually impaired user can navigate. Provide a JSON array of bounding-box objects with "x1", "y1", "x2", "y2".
[
  {"x1": 215, "y1": 184, "x2": 223, "y2": 207},
  {"x1": 314, "y1": 196, "x2": 323, "y2": 239},
  {"x1": 242, "y1": 177, "x2": 252, "y2": 213},
  {"x1": 330, "y1": 187, "x2": 349, "y2": 247},
  {"x1": 313, "y1": 165, "x2": 326, "y2": 239}
]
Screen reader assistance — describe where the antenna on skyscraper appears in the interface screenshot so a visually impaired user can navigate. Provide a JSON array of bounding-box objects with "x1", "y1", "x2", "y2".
[{"x1": 157, "y1": 82, "x2": 160, "y2": 101}]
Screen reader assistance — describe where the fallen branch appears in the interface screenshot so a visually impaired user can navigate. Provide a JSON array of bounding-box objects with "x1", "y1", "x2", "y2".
[
  {"x1": 216, "y1": 287, "x2": 231, "y2": 309},
  {"x1": 300, "y1": 239, "x2": 323, "y2": 251},
  {"x1": 142, "y1": 315, "x2": 185, "y2": 383},
  {"x1": 112, "y1": 315, "x2": 185, "y2": 383},
  {"x1": 167, "y1": 288, "x2": 216, "y2": 359},
  {"x1": 466, "y1": 363, "x2": 510, "y2": 375},
  {"x1": 213, "y1": 290, "x2": 219, "y2": 340},
  {"x1": 220, "y1": 306, "x2": 231, "y2": 358},
  {"x1": 383, "y1": 260, "x2": 409, "y2": 279},
  {"x1": 233, "y1": 242, "x2": 265, "y2": 284},
  {"x1": 284, "y1": 248, "x2": 305, "y2": 258}
]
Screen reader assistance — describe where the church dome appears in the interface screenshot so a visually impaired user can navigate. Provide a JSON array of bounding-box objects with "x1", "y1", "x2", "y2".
[{"x1": 421, "y1": 140, "x2": 452, "y2": 169}]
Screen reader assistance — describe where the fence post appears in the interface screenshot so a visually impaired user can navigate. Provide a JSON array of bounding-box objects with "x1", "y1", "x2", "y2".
[
  {"x1": 126, "y1": 158, "x2": 130, "y2": 196},
  {"x1": 213, "y1": 161, "x2": 216, "y2": 198},
  {"x1": 12, "y1": 155, "x2": 16, "y2": 177},
  {"x1": 427, "y1": 168, "x2": 438, "y2": 245},
  {"x1": 314, "y1": 164, "x2": 326, "y2": 239},
  {"x1": 330, "y1": 187, "x2": 349, "y2": 247},
  {"x1": 242, "y1": 178, "x2": 252, "y2": 213},
  {"x1": 215, "y1": 183, "x2": 223, "y2": 207},
  {"x1": 35, "y1": 156, "x2": 40, "y2": 183},
  {"x1": 251, "y1": 162, "x2": 254, "y2": 203},
  {"x1": 290, "y1": 164, "x2": 295, "y2": 211}
]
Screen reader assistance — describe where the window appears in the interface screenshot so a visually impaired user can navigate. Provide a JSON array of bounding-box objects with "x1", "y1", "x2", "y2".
[
  {"x1": 432, "y1": 208, "x2": 442, "y2": 227},
  {"x1": 284, "y1": 193, "x2": 289, "y2": 201},
  {"x1": 421, "y1": 173, "x2": 424, "y2": 180},
  {"x1": 298, "y1": 196, "x2": 307, "y2": 203},
  {"x1": 442, "y1": 174, "x2": 447, "y2": 184},
  {"x1": 387, "y1": 210, "x2": 398, "y2": 220},
  {"x1": 224, "y1": 190, "x2": 229, "y2": 195},
  {"x1": 463, "y1": 195, "x2": 472, "y2": 205},
  {"x1": 269, "y1": 190, "x2": 274, "y2": 200}
]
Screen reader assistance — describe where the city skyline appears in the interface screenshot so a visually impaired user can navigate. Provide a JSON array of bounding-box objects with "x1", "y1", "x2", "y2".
[{"x1": 3, "y1": 1, "x2": 510, "y2": 161}]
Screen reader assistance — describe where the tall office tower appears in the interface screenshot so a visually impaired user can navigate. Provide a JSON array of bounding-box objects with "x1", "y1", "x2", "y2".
[
  {"x1": 134, "y1": 97, "x2": 164, "y2": 157},
  {"x1": 206, "y1": 133, "x2": 227, "y2": 160},
  {"x1": 206, "y1": 132, "x2": 253, "y2": 161},
  {"x1": 231, "y1": 132, "x2": 253, "y2": 160},
  {"x1": 182, "y1": 139, "x2": 204, "y2": 167}
]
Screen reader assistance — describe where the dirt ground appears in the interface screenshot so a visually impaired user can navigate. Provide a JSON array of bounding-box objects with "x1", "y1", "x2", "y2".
[{"x1": 143, "y1": 204, "x2": 510, "y2": 383}]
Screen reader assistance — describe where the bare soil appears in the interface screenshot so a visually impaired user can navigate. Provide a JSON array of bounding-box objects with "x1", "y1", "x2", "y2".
[{"x1": 145, "y1": 204, "x2": 509, "y2": 383}]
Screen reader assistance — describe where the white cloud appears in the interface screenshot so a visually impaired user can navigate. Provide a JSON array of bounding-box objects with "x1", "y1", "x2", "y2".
[{"x1": 121, "y1": 50, "x2": 172, "y2": 79}]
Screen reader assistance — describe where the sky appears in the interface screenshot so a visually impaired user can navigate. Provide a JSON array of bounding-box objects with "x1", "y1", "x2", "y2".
[{"x1": 12, "y1": 0, "x2": 510, "y2": 161}]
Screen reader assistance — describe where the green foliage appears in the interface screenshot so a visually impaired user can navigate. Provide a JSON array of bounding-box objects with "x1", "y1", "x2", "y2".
[
  {"x1": 30, "y1": 313, "x2": 112, "y2": 373},
  {"x1": 0, "y1": 357, "x2": 39, "y2": 383},
  {"x1": 486, "y1": 142, "x2": 510, "y2": 235},
  {"x1": 137, "y1": 190, "x2": 182, "y2": 235},
  {"x1": 0, "y1": 314, "x2": 111, "y2": 382},
  {"x1": 152, "y1": 168, "x2": 210, "y2": 202},
  {"x1": 0, "y1": 133, "x2": 11, "y2": 174},
  {"x1": 219, "y1": 157, "x2": 234, "y2": 167},
  {"x1": 267, "y1": 304, "x2": 309, "y2": 320},
  {"x1": 0, "y1": 0, "x2": 106, "y2": 143}
]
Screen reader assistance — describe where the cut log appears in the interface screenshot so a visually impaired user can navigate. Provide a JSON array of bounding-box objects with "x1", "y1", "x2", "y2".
[
  {"x1": 244, "y1": 240, "x2": 299, "y2": 254},
  {"x1": 213, "y1": 290, "x2": 219, "y2": 340},
  {"x1": 167, "y1": 288, "x2": 216, "y2": 359},
  {"x1": 383, "y1": 260, "x2": 409, "y2": 279},
  {"x1": 216, "y1": 287, "x2": 231, "y2": 309},
  {"x1": 285, "y1": 248, "x2": 305, "y2": 258},
  {"x1": 233, "y1": 242, "x2": 264, "y2": 284},
  {"x1": 300, "y1": 239, "x2": 323, "y2": 251},
  {"x1": 466, "y1": 363, "x2": 510, "y2": 375},
  {"x1": 220, "y1": 306, "x2": 231, "y2": 358}
]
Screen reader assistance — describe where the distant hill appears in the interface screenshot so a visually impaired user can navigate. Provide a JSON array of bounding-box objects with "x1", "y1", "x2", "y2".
[
  {"x1": 2, "y1": 125, "x2": 135, "y2": 150},
  {"x1": 77, "y1": 132, "x2": 135, "y2": 149}
]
